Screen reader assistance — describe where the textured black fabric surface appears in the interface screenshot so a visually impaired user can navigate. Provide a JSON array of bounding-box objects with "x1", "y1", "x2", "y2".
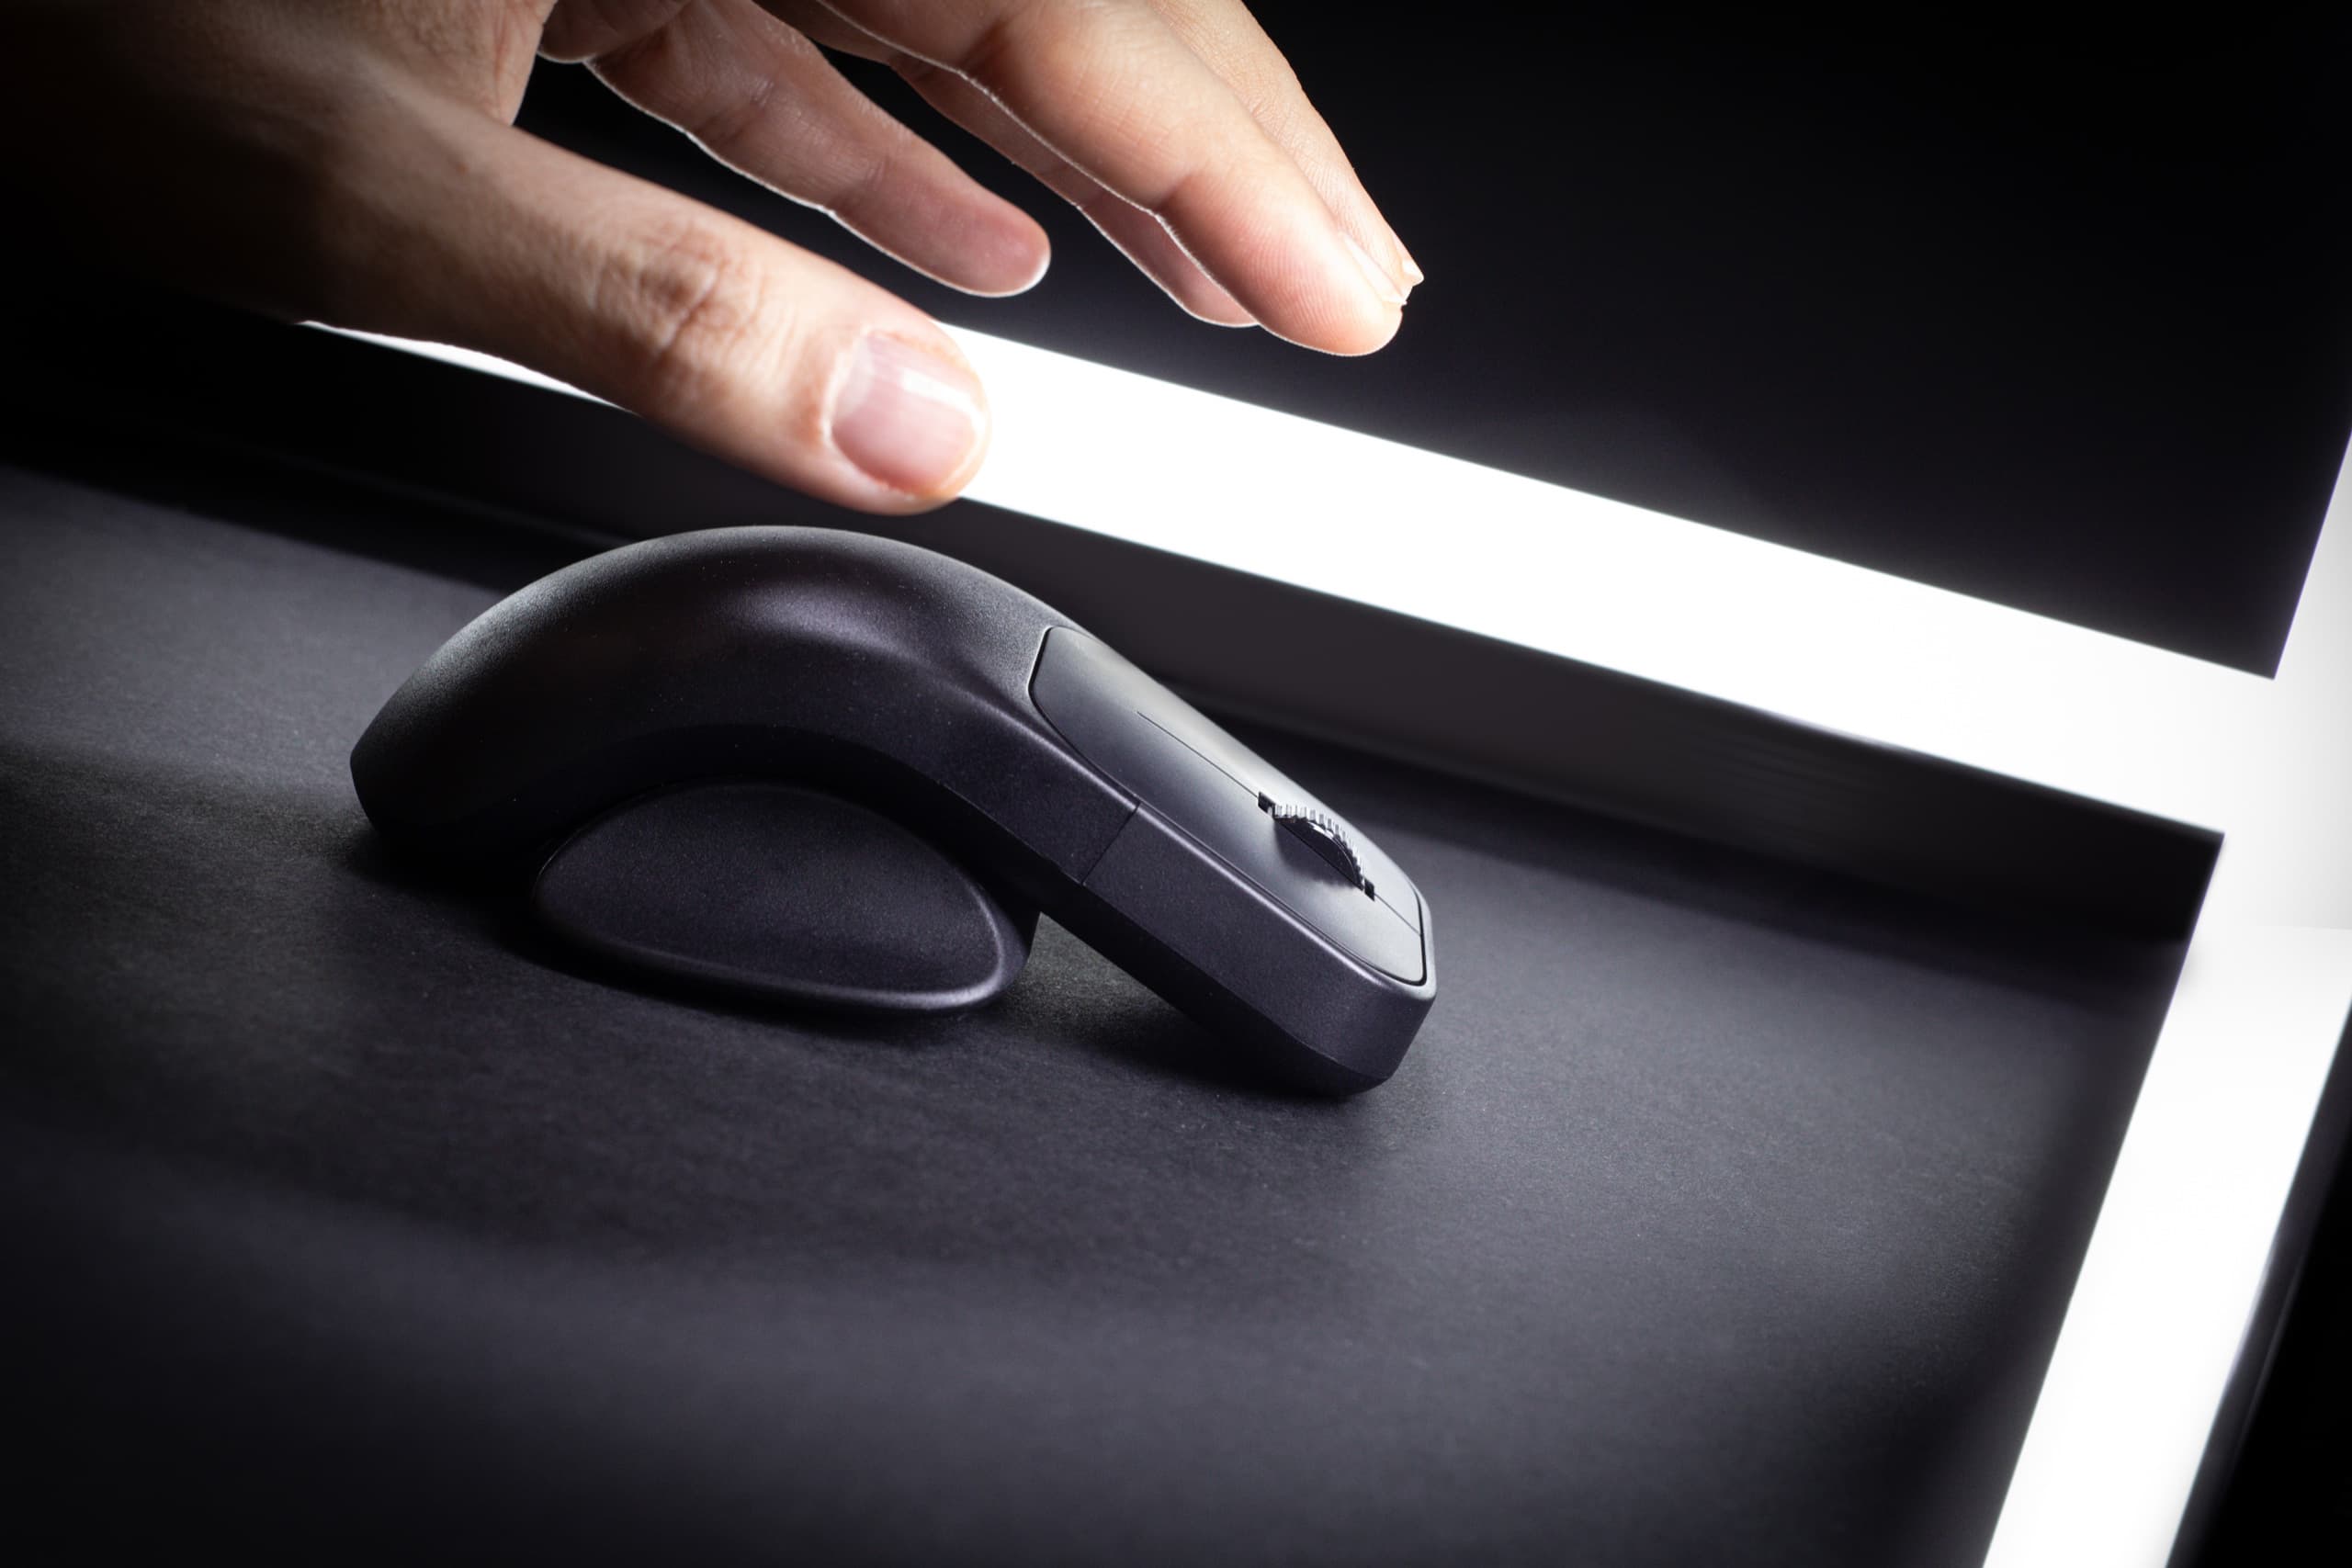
[{"x1": 0, "y1": 456, "x2": 2181, "y2": 1564}]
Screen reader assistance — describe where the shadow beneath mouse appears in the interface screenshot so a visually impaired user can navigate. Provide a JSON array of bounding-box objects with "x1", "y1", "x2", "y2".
[
  {"x1": 338, "y1": 827, "x2": 1325, "y2": 1101},
  {"x1": 991, "y1": 920, "x2": 1346, "y2": 1103}
]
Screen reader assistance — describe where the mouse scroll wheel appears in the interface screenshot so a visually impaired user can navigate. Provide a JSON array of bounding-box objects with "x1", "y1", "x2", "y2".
[{"x1": 1258, "y1": 793, "x2": 1375, "y2": 898}]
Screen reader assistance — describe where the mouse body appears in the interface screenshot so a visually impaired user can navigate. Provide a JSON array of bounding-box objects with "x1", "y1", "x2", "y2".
[{"x1": 352, "y1": 527, "x2": 1434, "y2": 1092}]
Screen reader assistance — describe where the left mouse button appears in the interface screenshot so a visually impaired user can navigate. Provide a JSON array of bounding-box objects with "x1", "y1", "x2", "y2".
[{"x1": 532, "y1": 782, "x2": 1034, "y2": 1013}]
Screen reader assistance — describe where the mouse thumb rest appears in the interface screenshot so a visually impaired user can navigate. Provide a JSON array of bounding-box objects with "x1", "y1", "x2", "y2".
[
  {"x1": 350, "y1": 527, "x2": 1434, "y2": 1093},
  {"x1": 532, "y1": 779, "x2": 1040, "y2": 1015}
]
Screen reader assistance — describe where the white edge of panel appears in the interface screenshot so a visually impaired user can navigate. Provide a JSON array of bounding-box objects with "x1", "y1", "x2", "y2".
[{"x1": 1987, "y1": 433, "x2": 2352, "y2": 1567}]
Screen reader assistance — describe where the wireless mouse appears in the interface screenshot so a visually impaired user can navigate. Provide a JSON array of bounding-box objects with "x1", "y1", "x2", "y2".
[{"x1": 351, "y1": 527, "x2": 1434, "y2": 1092}]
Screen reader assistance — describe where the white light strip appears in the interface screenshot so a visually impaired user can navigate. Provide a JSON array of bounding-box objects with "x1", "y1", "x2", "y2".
[
  {"x1": 948, "y1": 328, "x2": 2267, "y2": 830},
  {"x1": 316, "y1": 321, "x2": 2352, "y2": 1565},
  {"x1": 319, "y1": 321, "x2": 2263, "y2": 829},
  {"x1": 1986, "y1": 433, "x2": 2352, "y2": 1567},
  {"x1": 1986, "y1": 927, "x2": 2352, "y2": 1565},
  {"x1": 322, "y1": 326, "x2": 605, "y2": 404}
]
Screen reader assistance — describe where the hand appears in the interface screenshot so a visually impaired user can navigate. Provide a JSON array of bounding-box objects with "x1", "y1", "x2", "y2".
[{"x1": 2, "y1": 1, "x2": 1420, "y2": 513}]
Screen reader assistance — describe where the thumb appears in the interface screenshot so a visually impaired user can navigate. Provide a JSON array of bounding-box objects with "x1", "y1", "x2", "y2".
[{"x1": 317, "y1": 100, "x2": 990, "y2": 513}]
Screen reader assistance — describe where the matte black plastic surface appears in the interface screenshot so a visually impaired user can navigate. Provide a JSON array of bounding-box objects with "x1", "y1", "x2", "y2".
[
  {"x1": 349, "y1": 526, "x2": 1133, "y2": 881},
  {"x1": 1030, "y1": 627, "x2": 1425, "y2": 984},
  {"x1": 350, "y1": 527, "x2": 1437, "y2": 1089},
  {"x1": 533, "y1": 781, "x2": 1035, "y2": 1013},
  {"x1": 1029, "y1": 628, "x2": 1434, "y2": 1089}
]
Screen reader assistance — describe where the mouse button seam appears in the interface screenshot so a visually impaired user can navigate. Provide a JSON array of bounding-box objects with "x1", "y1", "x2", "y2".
[
  {"x1": 1134, "y1": 710, "x2": 1259, "y2": 796},
  {"x1": 1066, "y1": 796, "x2": 1141, "y2": 885}
]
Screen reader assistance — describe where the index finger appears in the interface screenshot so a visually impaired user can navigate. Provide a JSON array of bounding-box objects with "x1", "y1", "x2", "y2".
[{"x1": 808, "y1": 0, "x2": 1407, "y2": 354}]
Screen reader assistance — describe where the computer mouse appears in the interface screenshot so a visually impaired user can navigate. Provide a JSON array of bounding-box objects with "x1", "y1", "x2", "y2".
[{"x1": 351, "y1": 526, "x2": 1434, "y2": 1093}]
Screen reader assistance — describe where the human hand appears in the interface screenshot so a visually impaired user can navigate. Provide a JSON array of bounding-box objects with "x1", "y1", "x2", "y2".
[{"x1": 2, "y1": 1, "x2": 1419, "y2": 512}]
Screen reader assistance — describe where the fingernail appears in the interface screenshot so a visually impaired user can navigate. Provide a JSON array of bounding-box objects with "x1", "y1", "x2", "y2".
[
  {"x1": 1396, "y1": 241, "x2": 1425, "y2": 288},
  {"x1": 1339, "y1": 230, "x2": 1408, "y2": 308},
  {"x1": 831, "y1": 333, "x2": 988, "y2": 497}
]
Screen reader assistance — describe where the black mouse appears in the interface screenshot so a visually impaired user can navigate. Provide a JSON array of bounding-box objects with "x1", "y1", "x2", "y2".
[{"x1": 351, "y1": 526, "x2": 1433, "y2": 1092}]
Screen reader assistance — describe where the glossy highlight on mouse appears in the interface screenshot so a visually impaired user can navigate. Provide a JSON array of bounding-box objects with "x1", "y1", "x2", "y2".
[{"x1": 351, "y1": 527, "x2": 1434, "y2": 1092}]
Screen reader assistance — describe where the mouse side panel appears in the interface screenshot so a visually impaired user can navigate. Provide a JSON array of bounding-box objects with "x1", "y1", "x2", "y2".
[
  {"x1": 1027, "y1": 628, "x2": 1436, "y2": 1088},
  {"x1": 1063, "y1": 816, "x2": 1435, "y2": 1092},
  {"x1": 531, "y1": 780, "x2": 1037, "y2": 1013},
  {"x1": 1029, "y1": 628, "x2": 1430, "y2": 984}
]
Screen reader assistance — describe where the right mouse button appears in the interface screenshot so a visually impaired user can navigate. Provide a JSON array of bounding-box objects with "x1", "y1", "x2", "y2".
[{"x1": 1029, "y1": 628, "x2": 1424, "y2": 984}]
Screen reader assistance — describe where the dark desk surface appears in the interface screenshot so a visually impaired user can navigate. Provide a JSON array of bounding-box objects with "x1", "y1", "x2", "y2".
[{"x1": 0, "y1": 447, "x2": 2180, "y2": 1565}]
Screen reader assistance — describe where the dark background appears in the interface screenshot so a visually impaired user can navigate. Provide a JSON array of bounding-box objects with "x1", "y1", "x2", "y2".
[
  {"x1": 520, "y1": 7, "x2": 2352, "y2": 675},
  {"x1": 4, "y1": 7, "x2": 2348, "y2": 1563}
]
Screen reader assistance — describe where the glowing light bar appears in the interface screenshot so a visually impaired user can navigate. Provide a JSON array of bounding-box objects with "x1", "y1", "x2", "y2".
[
  {"x1": 1990, "y1": 438, "x2": 2352, "y2": 1566},
  {"x1": 951, "y1": 326, "x2": 2267, "y2": 831},
  {"x1": 324, "y1": 321, "x2": 2264, "y2": 829},
  {"x1": 1988, "y1": 923, "x2": 2352, "y2": 1566}
]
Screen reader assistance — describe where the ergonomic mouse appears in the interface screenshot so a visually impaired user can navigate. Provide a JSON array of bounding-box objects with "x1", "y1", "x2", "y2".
[{"x1": 351, "y1": 527, "x2": 1434, "y2": 1092}]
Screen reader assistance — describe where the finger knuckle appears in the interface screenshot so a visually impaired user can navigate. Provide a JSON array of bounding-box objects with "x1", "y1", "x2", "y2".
[
  {"x1": 603, "y1": 219, "x2": 773, "y2": 415},
  {"x1": 543, "y1": 0, "x2": 693, "y2": 63},
  {"x1": 684, "y1": 67, "x2": 783, "y2": 154},
  {"x1": 957, "y1": 0, "x2": 1111, "y2": 107},
  {"x1": 824, "y1": 148, "x2": 904, "y2": 224}
]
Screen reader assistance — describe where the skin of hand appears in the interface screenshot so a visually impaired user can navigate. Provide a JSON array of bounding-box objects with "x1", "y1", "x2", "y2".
[{"x1": 0, "y1": 0, "x2": 1421, "y2": 513}]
